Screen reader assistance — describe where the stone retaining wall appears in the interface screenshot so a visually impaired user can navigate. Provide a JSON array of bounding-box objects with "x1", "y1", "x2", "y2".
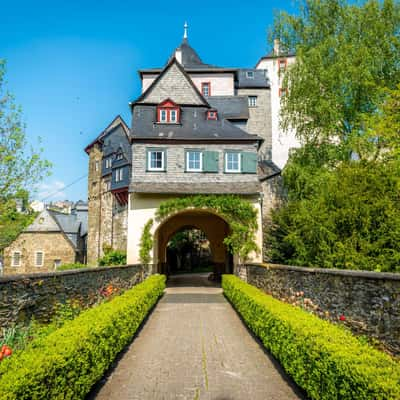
[
  {"x1": 236, "y1": 263, "x2": 400, "y2": 355},
  {"x1": 0, "y1": 264, "x2": 153, "y2": 327}
]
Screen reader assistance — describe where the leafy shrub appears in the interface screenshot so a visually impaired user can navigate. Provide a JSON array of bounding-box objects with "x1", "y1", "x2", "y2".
[
  {"x1": 0, "y1": 275, "x2": 166, "y2": 399},
  {"x1": 98, "y1": 249, "x2": 126, "y2": 266},
  {"x1": 222, "y1": 275, "x2": 400, "y2": 400},
  {"x1": 57, "y1": 262, "x2": 87, "y2": 271}
]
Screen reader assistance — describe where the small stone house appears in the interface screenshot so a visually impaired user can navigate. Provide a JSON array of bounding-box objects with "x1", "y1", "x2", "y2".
[{"x1": 3, "y1": 202, "x2": 88, "y2": 275}]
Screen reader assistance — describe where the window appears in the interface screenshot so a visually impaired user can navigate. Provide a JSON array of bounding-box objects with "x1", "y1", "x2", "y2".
[
  {"x1": 157, "y1": 99, "x2": 180, "y2": 123},
  {"x1": 279, "y1": 88, "x2": 288, "y2": 97},
  {"x1": 54, "y1": 259, "x2": 61, "y2": 269},
  {"x1": 225, "y1": 152, "x2": 241, "y2": 173},
  {"x1": 170, "y1": 109, "x2": 177, "y2": 123},
  {"x1": 246, "y1": 71, "x2": 254, "y2": 79},
  {"x1": 35, "y1": 251, "x2": 44, "y2": 267},
  {"x1": 12, "y1": 251, "x2": 21, "y2": 267},
  {"x1": 160, "y1": 109, "x2": 167, "y2": 122},
  {"x1": 116, "y1": 153, "x2": 123, "y2": 160},
  {"x1": 207, "y1": 110, "x2": 218, "y2": 120},
  {"x1": 201, "y1": 82, "x2": 210, "y2": 97},
  {"x1": 279, "y1": 58, "x2": 287, "y2": 72},
  {"x1": 115, "y1": 168, "x2": 124, "y2": 182},
  {"x1": 148, "y1": 150, "x2": 165, "y2": 171},
  {"x1": 95, "y1": 161, "x2": 99, "y2": 172},
  {"x1": 186, "y1": 151, "x2": 203, "y2": 172},
  {"x1": 105, "y1": 157, "x2": 112, "y2": 168},
  {"x1": 248, "y1": 96, "x2": 257, "y2": 107}
]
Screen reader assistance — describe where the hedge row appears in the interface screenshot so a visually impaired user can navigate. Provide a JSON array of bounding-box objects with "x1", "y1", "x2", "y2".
[
  {"x1": 0, "y1": 274, "x2": 166, "y2": 400},
  {"x1": 222, "y1": 275, "x2": 400, "y2": 400}
]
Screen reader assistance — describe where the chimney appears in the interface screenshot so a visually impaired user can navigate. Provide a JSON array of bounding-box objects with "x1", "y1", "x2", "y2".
[{"x1": 274, "y1": 38, "x2": 280, "y2": 56}]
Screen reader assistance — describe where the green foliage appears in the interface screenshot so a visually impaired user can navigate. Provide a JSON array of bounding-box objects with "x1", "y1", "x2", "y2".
[
  {"x1": 155, "y1": 195, "x2": 259, "y2": 261},
  {"x1": 222, "y1": 275, "x2": 400, "y2": 400},
  {"x1": 271, "y1": 0, "x2": 400, "y2": 152},
  {"x1": 98, "y1": 248, "x2": 127, "y2": 266},
  {"x1": 0, "y1": 275, "x2": 166, "y2": 400},
  {"x1": 267, "y1": 87, "x2": 400, "y2": 272},
  {"x1": 0, "y1": 60, "x2": 51, "y2": 250},
  {"x1": 139, "y1": 219, "x2": 153, "y2": 264},
  {"x1": 56, "y1": 262, "x2": 87, "y2": 271}
]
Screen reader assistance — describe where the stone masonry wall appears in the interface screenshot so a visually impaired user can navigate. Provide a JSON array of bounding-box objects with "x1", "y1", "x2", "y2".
[
  {"x1": 236, "y1": 263, "x2": 400, "y2": 355},
  {"x1": 3, "y1": 232, "x2": 76, "y2": 275},
  {"x1": 237, "y1": 88, "x2": 272, "y2": 159},
  {"x1": 132, "y1": 143, "x2": 260, "y2": 184},
  {"x1": 0, "y1": 264, "x2": 152, "y2": 327}
]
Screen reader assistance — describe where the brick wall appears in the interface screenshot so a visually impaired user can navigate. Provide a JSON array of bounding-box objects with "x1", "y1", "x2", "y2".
[
  {"x1": 236, "y1": 263, "x2": 400, "y2": 355},
  {"x1": 0, "y1": 264, "x2": 152, "y2": 327}
]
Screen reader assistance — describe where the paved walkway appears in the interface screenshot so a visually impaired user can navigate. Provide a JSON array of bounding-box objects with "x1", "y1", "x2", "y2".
[{"x1": 90, "y1": 274, "x2": 305, "y2": 400}]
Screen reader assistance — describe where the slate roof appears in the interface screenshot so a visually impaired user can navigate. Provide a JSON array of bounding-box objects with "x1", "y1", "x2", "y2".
[
  {"x1": 129, "y1": 181, "x2": 261, "y2": 195},
  {"x1": 131, "y1": 105, "x2": 262, "y2": 142},
  {"x1": 258, "y1": 160, "x2": 281, "y2": 181},
  {"x1": 236, "y1": 69, "x2": 270, "y2": 89},
  {"x1": 84, "y1": 115, "x2": 129, "y2": 154},
  {"x1": 208, "y1": 96, "x2": 249, "y2": 120}
]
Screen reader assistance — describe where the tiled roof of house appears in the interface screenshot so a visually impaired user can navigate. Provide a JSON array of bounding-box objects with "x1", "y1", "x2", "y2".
[
  {"x1": 236, "y1": 69, "x2": 270, "y2": 89},
  {"x1": 208, "y1": 96, "x2": 249, "y2": 120}
]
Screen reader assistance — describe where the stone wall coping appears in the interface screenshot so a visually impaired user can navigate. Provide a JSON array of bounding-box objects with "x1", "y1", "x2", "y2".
[
  {"x1": 0, "y1": 264, "x2": 149, "y2": 284},
  {"x1": 245, "y1": 263, "x2": 400, "y2": 281}
]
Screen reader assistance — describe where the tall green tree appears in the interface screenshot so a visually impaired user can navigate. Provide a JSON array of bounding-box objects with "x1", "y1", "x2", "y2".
[
  {"x1": 0, "y1": 60, "x2": 51, "y2": 249},
  {"x1": 272, "y1": 0, "x2": 400, "y2": 156},
  {"x1": 267, "y1": 1, "x2": 400, "y2": 272}
]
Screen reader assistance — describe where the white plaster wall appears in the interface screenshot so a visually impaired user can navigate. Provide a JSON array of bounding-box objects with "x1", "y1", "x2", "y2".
[
  {"x1": 189, "y1": 73, "x2": 235, "y2": 96},
  {"x1": 257, "y1": 56, "x2": 300, "y2": 169},
  {"x1": 126, "y1": 193, "x2": 263, "y2": 264}
]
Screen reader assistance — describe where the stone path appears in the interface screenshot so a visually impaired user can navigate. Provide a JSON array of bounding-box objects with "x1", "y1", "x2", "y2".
[{"x1": 90, "y1": 274, "x2": 305, "y2": 400}]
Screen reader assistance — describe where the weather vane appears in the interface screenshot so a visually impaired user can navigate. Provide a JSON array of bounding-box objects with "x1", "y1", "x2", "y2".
[{"x1": 184, "y1": 21, "x2": 188, "y2": 39}]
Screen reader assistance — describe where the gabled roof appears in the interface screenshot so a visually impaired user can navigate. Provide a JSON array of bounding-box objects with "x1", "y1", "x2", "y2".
[
  {"x1": 84, "y1": 115, "x2": 129, "y2": 154},
  {"x1": 132, "y1": 57, "x2": 210, "y2": 107},
  {"x1": 258, "y1": 160, "x2": 281, "y2": 181}
]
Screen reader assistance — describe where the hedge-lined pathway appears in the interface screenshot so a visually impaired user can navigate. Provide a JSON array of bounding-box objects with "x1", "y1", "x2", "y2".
[{"x1": 91, "y1": 274, "x2": 305, "y2": 400}]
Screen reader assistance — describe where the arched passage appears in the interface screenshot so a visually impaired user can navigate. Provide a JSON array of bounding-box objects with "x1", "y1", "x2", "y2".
[{"x1": 153, "y1": 210, "x2": 233, "y2": 277}]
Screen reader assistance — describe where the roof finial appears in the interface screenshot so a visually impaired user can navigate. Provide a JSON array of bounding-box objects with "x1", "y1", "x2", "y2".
[{"x1": 183, "y1": 21, "x2": 188, "y2": 40}]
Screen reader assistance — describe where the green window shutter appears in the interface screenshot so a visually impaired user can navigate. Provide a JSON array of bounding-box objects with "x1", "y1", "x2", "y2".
[
  {"x1": 163, "y1": 149, "x2": 167, "y2": 171},
  {"x1": 241, "y1": 152, "x2": 258, "y2": 173},
  {"x1": 203, "y1": 151, "x2": 219, "y2": 172}
]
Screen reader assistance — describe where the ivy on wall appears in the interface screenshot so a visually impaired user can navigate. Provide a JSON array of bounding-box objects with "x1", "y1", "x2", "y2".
[
  {"x1": 139, "y1": 195, "x2": 259, "y2": 264},
  {"x1": 139, "y1": 219, "x2": 153, "y2": 264}
]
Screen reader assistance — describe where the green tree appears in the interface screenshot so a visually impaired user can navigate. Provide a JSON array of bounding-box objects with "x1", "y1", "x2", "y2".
[
  {"x1": 272, "y1": 0, "x2": 400, "y2": 156},
  {"x1": 0, "y1": 60, "x2": 51, "y2": 250},
  {"x1": 267, "y1": 1, "x2": 400, "y2": 272}
]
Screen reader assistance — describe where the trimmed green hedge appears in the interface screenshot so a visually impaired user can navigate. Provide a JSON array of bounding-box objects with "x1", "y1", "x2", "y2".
[
  {"x1": 0, "y1": 274, "x2": 166, "y2": 400},
  {"x1": 222, "y1": 275, "x2": 400, "y2": 400}
]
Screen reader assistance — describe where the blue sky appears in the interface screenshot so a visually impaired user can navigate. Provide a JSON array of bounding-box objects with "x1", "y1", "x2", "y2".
[{"x1": 1, "y1": 0, "x2": 295, "y2": 202}]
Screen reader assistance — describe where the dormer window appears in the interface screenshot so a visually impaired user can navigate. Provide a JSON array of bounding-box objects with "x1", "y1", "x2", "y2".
[
  {"x1": 207, "y1": 110, "x2": 218, "y2": 120},
  {"x1": 157, "y1": 99, "x2": 180, "y2": 123},
  {"x1": 246, "y1": 71, "x2": 254, "y2": 79},
  {"x1": 116, "y1": 153, "x2": 123, "y2": 160}
]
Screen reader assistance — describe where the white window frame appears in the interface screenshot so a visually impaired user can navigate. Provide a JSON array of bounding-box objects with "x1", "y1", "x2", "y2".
[
  {"x1": 115, "y1": 167, "x2": 124, "y2": 182},
  {"x1": 105, "y1": 157, "x2": 112, "y2": 168},
  {"x1": 248, "y1": 96, "x2": 257, "y2": 107},
  {"x1": 246, "y1": 71, "x2": 254, "y2": 79},
  {"x1": 148, "y1": 150, "x2": 165, "y2": 171},
  {"x1": 35, "y1": 251, "x2": 44, "y2": 267},
  {"x1": 12, "y1": 251, "x2": 21, "y2": 267},
  {"x1": 160, "y1": 109, "x2": 167, "y2": 123},
  {"x1": 186, "y1": 151, "x2": 203, "y2": 172},
  {"x1": 116, "y1": 153, "x2": 123, "y2": 160},
  {"x1": 225, "y1": 152, "x2": 241, "y2": 173},
  {"x1": 202, "y1": 82, "x2": 210, "y2": 97},
  {"x1": 170, "y1": 109, "x2": 177, "y2": 123}
]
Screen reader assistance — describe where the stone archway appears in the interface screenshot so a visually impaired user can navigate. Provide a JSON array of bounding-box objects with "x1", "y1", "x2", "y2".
[{"x1": 153, "y1": 210, "x2": 232, "y2": 276}]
